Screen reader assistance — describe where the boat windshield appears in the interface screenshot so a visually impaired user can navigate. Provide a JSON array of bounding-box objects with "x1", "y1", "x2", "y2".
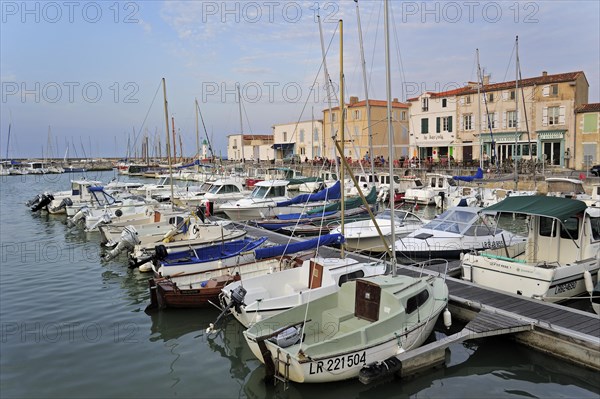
[
  {"x1": 423, "y1": 209, "x2": 478, "y2": 234},
  {"x1": 251, "y1": 186, "x2": 270, "y2": 199},
  {"x1": 208, "y1": 184, "x2": 221, "y2": 194},
  {"x1": 379, "y1": 209, "x2": 421, "y2": 224},
  {"x1": 199, "y1": 182, "x2": 212, "y2": 192}
]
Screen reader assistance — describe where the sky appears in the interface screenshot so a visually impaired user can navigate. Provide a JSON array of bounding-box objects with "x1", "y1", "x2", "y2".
[{"x1": 1, "y1": 0, "x2": 599, "y2": 159}]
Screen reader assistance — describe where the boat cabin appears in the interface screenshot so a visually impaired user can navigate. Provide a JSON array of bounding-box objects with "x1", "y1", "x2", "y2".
[
  {"x1": 250, "y1": 180, "x2": 289, "y2": 199},
  {"x1": 87, "y1": 186, "x2": 118, "y2": 207},
  {"x1": 422, "y1": 207, "x2": 496, "y2": 236},
  {"x1": 545, "y1": 177, "x2": 586, "y2": 198},
  {"x1": 426, "y1": 173, "x2": 456, "y2": 190},
  {"x1": 206, "y1": 179, "x2": 244, "y2": 195}
]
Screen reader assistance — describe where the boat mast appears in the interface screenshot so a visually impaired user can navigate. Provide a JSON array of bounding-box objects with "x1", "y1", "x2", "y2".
[
  {"x1": 162, "y1": 78, "x2": 175, "y2": 210},
  {"x1": 384, "y1": 0, "x2": 396, "y2": 275},
  {"x1": 195, "y1": 98, "x2": 200, "y2": 172},
  {"x1": 171, "y1": 115, "x2": 177, "y2": 163},
  {"x1": 514, "y1": 36, "x2": 519, "y2": 191},
  {"x1": 339, "y1": 19, "x2": 345, "y2": 258},
  {"x1": 317, "y1": 10, "x2": 336, "y2": 177},
  {"x1": 237, "y1": 84, "x2": 245, "y2": 164},
  {"x1": 477, "y1": 49, "x2": 482, "y2": 170},
  {"x1": 355, "y1": 0, "x2": 375, "y2": 179}
]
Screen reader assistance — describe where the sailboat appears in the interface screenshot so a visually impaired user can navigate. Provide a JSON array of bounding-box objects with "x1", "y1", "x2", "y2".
[{"x1": 242, "y1": 7, "x2": 449, "y2": 384}]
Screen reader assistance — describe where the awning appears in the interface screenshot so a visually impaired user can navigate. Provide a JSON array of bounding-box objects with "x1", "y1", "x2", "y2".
[
  {"x1": 481, "y1": 196, "x2": 587, "y2": 222},
  {"x1": 272, "y1": 143, "x2": 295, "y2": 150},
  {"x1": 415, "y1": 141, "x2": 453, "y2": 147}
]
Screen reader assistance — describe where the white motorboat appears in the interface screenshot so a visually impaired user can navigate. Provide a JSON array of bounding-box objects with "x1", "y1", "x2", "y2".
[
  {"x1": 394, "y1": 205, "x2": 526, "y2": 261},
  {"x1": 221, "y1": 255, "x2": 387, "y2": 328},
  {"x1": 404, "y1": 173, "x2": 457, "y2": 205},
  {"x1": 196, "y1": 178, "x2": 250, "y2": 213},
  {"x1": 242, "y1": 272, "x2": 448, "y2": 383},
  {"x1": 220, "y1": 180, "x2": 328, "y2": 221},
  {"x1": 330, "y1": 209, "x2": 427, "y2": 252},
  {"x1": 461, "y1": 196, "x2": 600, "y2": 303}
]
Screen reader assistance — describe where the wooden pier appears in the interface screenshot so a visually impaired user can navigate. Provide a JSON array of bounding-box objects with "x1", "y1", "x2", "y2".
[{"x1": 224, "y1": 220, "x2": 600, "y2": 376}]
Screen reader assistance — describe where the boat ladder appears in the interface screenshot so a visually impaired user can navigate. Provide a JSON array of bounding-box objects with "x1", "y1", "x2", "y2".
[{"x1": 274, "y1": 348, "x2": 291, "y2": 390}]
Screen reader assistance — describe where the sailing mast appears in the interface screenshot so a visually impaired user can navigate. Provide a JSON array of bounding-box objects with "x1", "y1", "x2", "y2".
[
  {"x1": 477, "y1": 49, "x2": 483, "y2": 169},
  {"x1": 514, "y1": 36, "x2": 520, "y2": 191},
  {"x1": 384, "y1": 0, "x2": 397, "y2": 274},
  {"x1": 162, "y1": 78, "x2": 175, "y2": 210},
  {"x1": 339, "y1": 19, "x2": 345, "y2": 258},
  {"x1": 317, "y1": 10, "x2": 336, "y2": 177},
  {"x1": 195, "y1": 98, "x2": 200, "y2": 173},
  {"x1": 237, "y1": 84, "x2": 245, "y2": 163},
  {"x1": 355, "y1": 0, "x2": 375, "y2": 179}
]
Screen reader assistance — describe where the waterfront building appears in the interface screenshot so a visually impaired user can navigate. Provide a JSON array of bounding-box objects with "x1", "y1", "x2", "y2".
[
  {"x1": 226, "y1": 134, "x2": 274, "y2": 162},
  {"x1": 271, "y1": 119, "x2": 324, "y2": 163},
  {"x1": 575, "y1": 103, "x2": 600, "y2": 170},
  {"x1": 323, "y1": 96, "x2": 410, "y2": 162}
]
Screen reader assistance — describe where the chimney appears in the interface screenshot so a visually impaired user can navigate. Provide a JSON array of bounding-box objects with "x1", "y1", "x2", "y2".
[
  {"x1": 542, "y1": 71, "x2": 548, "y2": 76},
  {"x1": 393, "y1": 98, "x2": 398, "y2": 103},
  {"x1": 349, "y1": 96, "x2": 359, "y2": 105},
  {"x1": 483, "y1": 74, "x2": 490, "y2": 86}
]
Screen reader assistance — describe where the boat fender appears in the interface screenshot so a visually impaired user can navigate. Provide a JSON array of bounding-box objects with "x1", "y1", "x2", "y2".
[
  {"x1": 155, "y1": 245, "x2": 169, "y2": 261},
  {"x1": 358, "y1": 357, "x2": 402, "y2": 385},
  {"x1": 443, "y1": 308, "x2": 452, "y2": 329},
  {"x1": 584, "y1": 270, "x2": 594, "y2": 294},
  {"x1": 192, "y1": 224, "x2": 199, "y2": 236}
]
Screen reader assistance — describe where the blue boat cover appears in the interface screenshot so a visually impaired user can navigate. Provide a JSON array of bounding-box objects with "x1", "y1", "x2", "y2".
[
  {"x1": 254, "y1": 233, "x2": 344, "y2": 260},
  {"x1": 176, "y1": 160, "x2": 213, "y2": 169},
  {"x1": 162, "y1": 237, "x2": 268, "y2": 266},
  {"x1": 276, "y1": 181, "x2": 341, "y2": 207},
  {"x1": 453, "y1": 167, "x2": 484, "y2": 182}
]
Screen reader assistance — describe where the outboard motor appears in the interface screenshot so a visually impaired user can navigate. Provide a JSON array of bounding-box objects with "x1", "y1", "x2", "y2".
[
  {"x1": 101, "y1": 226, "x2": 140, "y2": 261},
  {"x1": 67, "y1": 206, "x2": 89, "y2": 228},
  {"x1": 31, "y1": 193, "x2": 54, "y2": 212},
  {"x1": 206, "y1": 286, "x2": 247, "y2": 333},
  {"x1": 26, "y1": 194, "x2": 42, "y2": 208},
  {"x1": 48, "y1": 197, "x2": 73, "y2": 213}
]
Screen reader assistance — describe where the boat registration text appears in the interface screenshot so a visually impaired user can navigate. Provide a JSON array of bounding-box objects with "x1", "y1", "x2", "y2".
[{"x1": 309, "y1": 351, "x2": 366, "y2": 374}]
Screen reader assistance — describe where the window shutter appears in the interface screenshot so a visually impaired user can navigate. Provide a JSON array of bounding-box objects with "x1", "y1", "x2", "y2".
[
  {"x1": 436, "y1": 117, "x2": 441, "y2": 133},
  {"x1": 542, "y1": 85, "x2": 550, "y2": 97},
  {"x1": 502, "y1": 91, "x2": 509, "y2": 101},
  {"x1": 542, "y1": 107, "x2": 548, "y2": 126},
  {"x1": 460, "y1": 115, "x2": 464, "y2": 130},
  {"x1": 502, "y1": 111, "x2": 507, "y2": 129},
  {"x1": 517, "y1": 110, "x2": 520, "y2": 128},
  {"x1": 494, "y1": 113, "x2": 499, "y2": 128},
  {"x1": 459, "y1": 98, "x2": 465, "y2": 105},
  {"x1": 481, "y1": 113, "x2": 486, "y2": 130},
  {"x1": 559, "y1": 106, "x2": 566, "y2": 124},
  {"x1": 448, "y1": 116, "x2": 453, "y2": 132}
]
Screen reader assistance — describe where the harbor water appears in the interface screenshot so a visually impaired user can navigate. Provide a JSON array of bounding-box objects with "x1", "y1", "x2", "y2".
[{"x1": 1, "y1": 172, "x2": 598, "y2": 398}]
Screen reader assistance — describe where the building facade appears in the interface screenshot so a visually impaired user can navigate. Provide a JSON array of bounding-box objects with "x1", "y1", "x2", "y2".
[
  {"x1": 408, "y1": 88, "x2": 466, "y2": 162},
  {"x1": 323, "y1": 96, "x2": 409, "y2": 162},
  {"x1": 226, "y1": 134, "x2": 274, "y2": 162},
  {"x1": 453, "y1": 71, "x2": 589, "y2": 167},
  {"x1": 271, "y1": 119, "x2": 324, "y2": 162},
  {"x1": 575, "y1": 103, "x2": 600, "y2": 170}
]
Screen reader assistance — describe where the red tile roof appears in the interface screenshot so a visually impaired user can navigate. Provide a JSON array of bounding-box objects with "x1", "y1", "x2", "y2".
[
  {"x1": 326, "y1": 99, "x2": 409, "y2": 111},
  {"x1": 407, "y1": 71, "x2": 586, "y2": 100},
  {"x1": 575, "y1": 103, "x2": 600, "y2": 113}
]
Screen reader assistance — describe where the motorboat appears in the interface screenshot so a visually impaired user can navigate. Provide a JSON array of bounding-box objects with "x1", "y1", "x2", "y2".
[
  {"x1": 461, "y1": 196, "x2": 600, "y2": 303},
  {"x1": 404, "y1": 173, "x2": 457, "y2": 205},
  {"x1": 242, "y1": 272, "x2": 448, "y2": 383},
  {"x1": 393, "y1": 205, "x2": 526, "y2": 261},
  {"x1": 331, "y1": 209, "x2": 427, "y2": 252}
]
